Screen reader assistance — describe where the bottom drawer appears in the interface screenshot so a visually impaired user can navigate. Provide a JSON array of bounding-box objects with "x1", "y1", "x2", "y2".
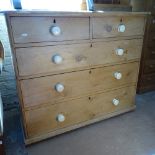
[{"x1": 25, "y1": 86, "x2": 136, "y2": 139}]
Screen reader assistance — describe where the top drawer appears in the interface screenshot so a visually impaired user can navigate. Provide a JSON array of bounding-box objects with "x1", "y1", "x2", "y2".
[
  {"x1": 92, "y1": 16, "x2": 145, "y2": 39},
  {"x1": 10, "y1": 17, "x2": 90, "y2": 43}
]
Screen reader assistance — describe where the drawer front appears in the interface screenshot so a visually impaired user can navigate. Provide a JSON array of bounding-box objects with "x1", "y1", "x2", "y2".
[
  {"x1": 21, "y1": 62, "x2": 139, "y2": 108},
  {"x1": 144, "y1": 60, "x2": 155, "y2": 74},
  {"x1": 16, "y1": 39, "x2": 142, "y2": 77},
  {"x1": 92, "y1": 16, "x2": 145, "y2": 39},
  {"x1": 11, "y1": 17, "x2": 89, "y2": 43},
  {"x1": 25, "y1": 86, "x2": 136, "y2": 138}
]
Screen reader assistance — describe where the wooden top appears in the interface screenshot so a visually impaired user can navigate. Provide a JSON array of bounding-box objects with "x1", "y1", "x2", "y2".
[{"x1": 3, "y1": 10, "x2": 150, "y2": 17}]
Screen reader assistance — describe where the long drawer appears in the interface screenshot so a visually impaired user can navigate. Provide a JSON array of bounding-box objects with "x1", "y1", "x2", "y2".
[
  {"x1": 25, "y1": 86, "x2": 136, "y2": 138},
  {"x1": 16, "y1": 39, "x2": 142, "y2": 77},
  {"x1": 10, "y1": 17, "x2": 89, "y2": 43},
  {"x1": 21, "y1": 62, "x2": 139, "y2": 109},
  {"x1": 92, "y1": 16, "x2": 145, "y2": 39}
]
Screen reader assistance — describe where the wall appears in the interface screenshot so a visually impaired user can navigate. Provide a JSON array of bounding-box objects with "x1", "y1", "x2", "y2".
[{"x1": 0, "y1": 14, "x2": 18, "y2": 110}]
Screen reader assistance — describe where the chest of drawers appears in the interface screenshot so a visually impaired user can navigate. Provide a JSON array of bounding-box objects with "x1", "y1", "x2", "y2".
[{"x1": 5, "y1": 11, "x2": 146, "y2": 144}]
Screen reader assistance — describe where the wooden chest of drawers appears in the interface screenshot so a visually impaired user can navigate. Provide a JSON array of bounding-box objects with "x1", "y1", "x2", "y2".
[{"x1": 5, "y1": 11, "x2": 146, "y2": 144}]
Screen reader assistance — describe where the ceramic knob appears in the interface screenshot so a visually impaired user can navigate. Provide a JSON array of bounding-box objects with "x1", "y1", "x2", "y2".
[
  {"x1": 56, "y1": 114, "x2": 65, "y2": 122},
  {"x1": 55, "y1": 83, "x2": 64, "y2": 93},
  {"x1": 112, "y1": 99, "x2": 120, "y2": 106},
  {"x1": 51, "y1": 26, "x2": 61, "y2": 36},
  {"x1": 118, "y1": 24, "x2": 126, "y2": 33},
  {"x1": 114, "y1": 72, "x2": 122, "y2": 80},
  {"x1": 116, "y1": 48, "x2": 124, "y2": 56},
  {"x1": 52, "y1": 54, "x2": 63, "y2": 64}
]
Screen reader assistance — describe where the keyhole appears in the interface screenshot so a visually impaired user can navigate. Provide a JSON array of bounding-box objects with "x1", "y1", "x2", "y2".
[
  {"x1": 53, "y1": 19, "x2": 56, "y2": 23},
  {"x1": 89, "y1": 97, "x2": 91, "y2": 100},
  {"x1": 120, "y1": 18, "x2": 123, "y2": 23},
  {"x1": 89, "y1": 70, "x2": 92, "y2": 74}
]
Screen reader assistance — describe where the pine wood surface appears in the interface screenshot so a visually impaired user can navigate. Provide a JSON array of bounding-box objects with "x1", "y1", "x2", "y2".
[
  {"x1": 15, "y1": 39, "x2": 142, "y2": 78},
  {"x1": 5, "y1": 11, "x2": 146, "y2": 144},
  {"x1": 25, "y1": 86, "x2": 136, "y2": 138},
  {"x1": 21, "y1": 62, "x2": 139, "y2": 109}
]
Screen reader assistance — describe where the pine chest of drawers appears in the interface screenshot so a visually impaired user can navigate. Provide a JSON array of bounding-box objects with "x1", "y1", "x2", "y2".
[{"x1": 5, "y1": 11, "x2": 146, "y2": 144}]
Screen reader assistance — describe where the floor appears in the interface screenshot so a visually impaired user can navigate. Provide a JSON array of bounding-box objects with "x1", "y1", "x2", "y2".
[{"x1": 4, "y1": 91, "x2": 155, "y2": 155}]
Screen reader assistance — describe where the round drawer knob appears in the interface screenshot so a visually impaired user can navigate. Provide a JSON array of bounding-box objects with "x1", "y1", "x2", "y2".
[
  {"x1": 118, "y1": 24, "x2": 126, "y2": 33},
  {"x1": 52, "y1": 54, "x2": 63, "y2": 64},
  {"x1": 112, "y1": 99, "x2": 120, "y2": 106},
  {"x1": 114, "y1": 72, "x2": 122, "y2": 80},
  {"x1": 56, "y1": 114, "x2": 65, "y2": 122},
  {"x1": 51, "y1": 26, "x2": 61, "y2": 36},
  {"x1": 116, "y1": 48, "x2": 124, "y2": 56},
  {"x1": 55, "y1": 83, "x2": 64, "y2": 93}
]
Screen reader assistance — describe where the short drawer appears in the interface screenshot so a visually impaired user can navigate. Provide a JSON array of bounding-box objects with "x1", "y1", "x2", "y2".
[
  {"x1": 21, "y1": 62, "x2": 139, "y2": 108},
  {"x1": 144, "y1": 60, "x2": 155, "y2": 74},
  {"x1": 25, "y1": 86, "x2": 136, "y2": 138},
  {"x1": 16, "y1": 39, "x2": 142, "y2": 77},
  {"x1": 92, "y1": 16, "x2": 145, "y2": 39},
  {"x1": 10, "y1": 16, "x2": 89, "y2": 43}
]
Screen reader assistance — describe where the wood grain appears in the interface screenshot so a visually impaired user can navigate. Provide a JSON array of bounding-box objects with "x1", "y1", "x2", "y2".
[
  {"x1": 5, "y1": 11, "x2": 146, "y2": 144},
  {"x1": 15, "y1": 39, "x2": 142, "y2": 77},
  {"x1": 25, "y1": 86, "x2": 136, "y2": 138},
  {"x1": 20, "y1": 62, "x2": 139, "y2": 109},
  {"x1": 92, "y1": 16, "x2": 145, "y2": 38},
  {"x1": 11, "y1": 16, "x2": 90, "y2": 43},
  {"x1": 25, "y1": 106, "x2": 135, "y2": 145}
]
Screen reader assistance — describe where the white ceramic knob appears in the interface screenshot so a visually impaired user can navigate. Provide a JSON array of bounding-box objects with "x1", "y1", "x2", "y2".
[
  {"x1": 114, "y1": 72, "x2": 122, "y2": 80},
  {"x1": 112, "y1": 99, "x2": 120, "y2": 106},
  {"x1": 21, "y1": 33, "x2": 28, "y2": 37},
  {"x1": 52, "y1": 55, "x2": 63, "y2": 64},
  {"x1": 51, "y1": 26, "x2": 61, "y2": 36},
  {"x1": 116, "y1": 48, "x2": 124, "y2": 56},
  {"x1": 55, "y1": 83, "x2": 64, "y2": 93},
  {"x1": 118, "y1": 24, "x2": 126, "y2": 33},
  {"x1": 56, "y1": 114, "x2": 65, "y2": 122}
]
